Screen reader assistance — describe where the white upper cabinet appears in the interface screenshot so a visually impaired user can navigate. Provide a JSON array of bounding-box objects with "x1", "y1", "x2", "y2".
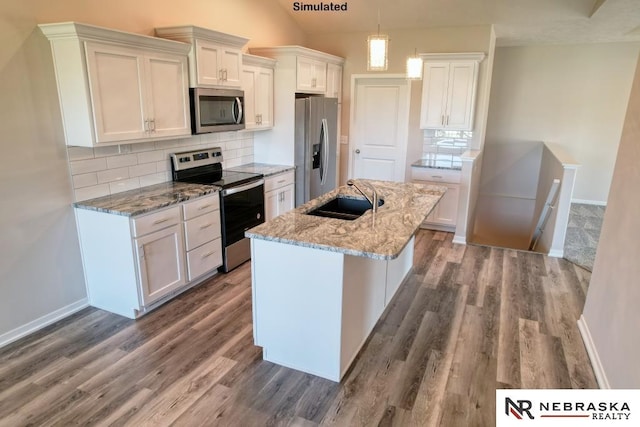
[
  {"x1": 325, "y1": 62, "x2": 343, "y2": 101},
  {"x1": 155, "y1": 26, "x2": 249, "y2": 89},
  {"x1": 40, "y1": 22, "x2": 191, "y2": 147},
  {"x1": 242, "y1": 54, "x2": 275, "y2": 131},
  {"x1": 419, "y1": 53, "x2": 485, "y2": 131},
  {"x1": 296, "y1": 56, "x2": 327, "y2": 94}
]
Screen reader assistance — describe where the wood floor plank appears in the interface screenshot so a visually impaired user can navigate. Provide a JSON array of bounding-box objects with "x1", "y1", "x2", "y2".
[
  {"x1": 519, "y1": 318, "x2": 572, "y2": 389},
  {"x1": 0, "y1": 230, "x2": 598, "y2": 426},
  {"x1": 124, "y1": 355, "x2": 236, "y2": 426},
  {"x1": 496, "y1": 251, "x2": 522, "y2": 387}
]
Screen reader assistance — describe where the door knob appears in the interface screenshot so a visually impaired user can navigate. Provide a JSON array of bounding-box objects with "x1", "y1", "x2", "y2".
[{"x1": 355, "y1": 149, "x2": 360, "y2": 154}]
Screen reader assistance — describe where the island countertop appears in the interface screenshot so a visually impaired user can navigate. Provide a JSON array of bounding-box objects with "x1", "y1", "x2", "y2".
[{"x1": 245, "y1": 180, "x2": 446, "y2": 260}]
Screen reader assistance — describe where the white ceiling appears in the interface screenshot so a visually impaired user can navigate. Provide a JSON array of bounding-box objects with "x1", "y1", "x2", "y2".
[{"x1": 275, "y1": 0, "x2": 640, "y2": 46}]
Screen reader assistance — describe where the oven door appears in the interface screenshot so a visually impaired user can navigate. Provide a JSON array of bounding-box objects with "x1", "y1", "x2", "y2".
[{"x1": 220, "y1": 180, "x2": 265, "y2": 247}]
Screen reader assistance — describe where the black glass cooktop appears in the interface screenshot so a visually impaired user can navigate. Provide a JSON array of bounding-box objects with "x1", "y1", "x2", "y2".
[{"x1": 177, "y1": 169, "x2": 263, "y2": 188}]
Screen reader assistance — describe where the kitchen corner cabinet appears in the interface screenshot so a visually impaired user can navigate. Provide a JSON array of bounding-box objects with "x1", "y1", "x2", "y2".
[
  {"x1": 264, "y1": 170, "x2": 295, "y2": 221},
  {"x1": 75, "y1": 193, "x2": 222, "y2": 319},
  {"x1": 40, "y1": 22, "x2": 191, "y2": 147},
  {"x1": 155, "y1": 26, "x2": 249, "y2": 88},
  {"x1": 419, "y1": 53, "x2": 485, "y2": 131},
  {"x1": 412, "y1": 167, "x2": 461, "y2": 232},
  {"x1": 242, "y1": 54, "x2": 275, "y2": 131}
]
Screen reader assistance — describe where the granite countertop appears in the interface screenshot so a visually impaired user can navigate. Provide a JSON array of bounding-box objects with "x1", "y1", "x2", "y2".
[
  {"x1": 412, "y1": 153, "x2": 462, "y2": 170},
  {"x1": 73, "y1": 182, "x2": 219, "y2": 217},
  {"x1": 227, "y1": 163, "x2": 294, "y2": 177},
  {"x1": 245, "y1": 180, "x2": 446, "y2": 260}
]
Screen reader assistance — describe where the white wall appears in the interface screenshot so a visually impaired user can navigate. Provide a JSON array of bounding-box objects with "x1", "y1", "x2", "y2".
[
  {"x1": 484, "y1": 43, "x2": 639, "y2": 203},
  {"x1": 0, "y1": 0, "x2": 304, "y2": 345},
  {"x1": 581, "y1": 54, "x2": 640, "y2": 388}
]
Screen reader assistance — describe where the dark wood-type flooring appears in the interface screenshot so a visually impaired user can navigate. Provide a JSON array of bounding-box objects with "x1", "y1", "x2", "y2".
[{"x1": 0, "y1": 230, "x2": 597, "y2": 426}]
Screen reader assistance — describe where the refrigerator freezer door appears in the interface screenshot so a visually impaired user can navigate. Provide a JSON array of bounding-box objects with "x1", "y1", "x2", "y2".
[
  {"x1": 294, "y1": 98, "x2": 308, "y2": 206},
  {"x1": 317, "y1": 98, "x2": 338, "y2": 198},
  {"x1": 294, "y1": 97, "x2": 339, "y2": 206}
]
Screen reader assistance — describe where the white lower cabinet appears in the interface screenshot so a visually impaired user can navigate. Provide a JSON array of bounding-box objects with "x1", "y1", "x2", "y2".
[
  {"x1": 264, "y1": 170, "x2": 295, "y2": 221},
  {"x1": 75, "y1": 192, "x2": 222, "y2": 319},
  {"x1": 412, "y1": 167, "x2": 460, "y2": 232}
]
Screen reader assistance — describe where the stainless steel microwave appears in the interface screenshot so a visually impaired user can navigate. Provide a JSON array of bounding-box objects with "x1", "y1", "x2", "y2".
[{"x1": 190, "y1": 88, "x2": 245, "y2": 134}]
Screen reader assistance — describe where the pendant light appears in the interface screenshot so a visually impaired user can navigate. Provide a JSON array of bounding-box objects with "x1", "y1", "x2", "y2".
[
  {"x1": 406, "y1": 48, "x2": 423, "y2": 80},
  {"x1": 367, "y1": 9, "x2": 388, "y2": 71}
]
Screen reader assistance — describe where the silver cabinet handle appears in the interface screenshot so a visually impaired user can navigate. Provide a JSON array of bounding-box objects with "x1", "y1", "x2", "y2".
[
  {"x1": 152, "y1": 218, "x2": 170, "y2": 225},
  {"x1": 150, "y1": 119, "x2": 156, "y2": 132},
  {"x1": 197, "y1": 204, "x2": 213, "y2": 211},
  {"x1": 201, "y1": 251, "x2": 215, "y2": 259},
  {"x1": 199, "y1": 223, "x2": 213, "y2": 230},
  {"x1": 355, "y1": 149, "x2": 360, "y2": 154}
]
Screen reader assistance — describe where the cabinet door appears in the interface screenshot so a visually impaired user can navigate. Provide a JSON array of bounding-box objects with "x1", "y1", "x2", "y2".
[
  {"x1": 419, "y1": 62, "x2": 449, "y2": 129},
  {"x1": 241, "y1": 66, "x2": 258, "y2": 129},
  {"x1": 325, "y1": 63, "x2": 342, "y2": 101},
  {"x1": 422, "y1": 182, "x2": 459, "y2": 227},
  {"x1": 145, "y1": 53, "x2": 190, "y2": 138},
  {"x1": 220, "y1": 48, "x2": 242, "y2": 87},
  {"x1": 135, "y1": 224, "x2": 186, "y2": 306},
  {"x1": 85, "y1": 42, "x2": 148, "y2": 142},
  {"x1": 255, "y1": 67, "x2": 274, "y2": 129},
  {"x1": 312, "y1": 61, "x2": 327, "y2": 93},
  {"x1": 297, "y1": 57, "x2": 326, "y2": 93},
  {"x1": 432, "y1": 183, "x2": 459, "y2": 225},
  {"x1": 195, "y1": 39, "x2": 222, "y2": 86},
  {"x1": 265, "y1": 190, "x2": 279, "y2": 222},
  {"x1": 445, "y1": 62, "x2": 477, "y2": 130},
  {"x1": 278, "y1": 184, "x2": 295, "y2": 216}
]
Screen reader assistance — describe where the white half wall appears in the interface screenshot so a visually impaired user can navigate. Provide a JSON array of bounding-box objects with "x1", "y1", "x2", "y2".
[{"x1": 485, "y1": 42, "x2": 639, "y2": 203}]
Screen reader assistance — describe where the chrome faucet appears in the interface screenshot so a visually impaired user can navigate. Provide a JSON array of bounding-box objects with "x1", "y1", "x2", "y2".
[{"x1": 347, "y1": 179, "x2": 379, "y2": 213}]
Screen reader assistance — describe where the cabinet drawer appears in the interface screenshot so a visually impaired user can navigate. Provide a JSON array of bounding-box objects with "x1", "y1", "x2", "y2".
[
  {"x1": 131, "y1": 206, "x2": 181, "y2": 237},
  {"x1": 182, "y1": 193, "x2": 220, "y2": 220},
  {"x1": 184, "y1": 211, "x2": 221, "y2": 251},
  {"x1": 186, "y1": 238, "x2": 222, "y2": 281},
  {"x1": 264, "y1": 170, "x2": 295, "y2": 193},
  {"x1": 411, "y1": 167, "x2": 461, "y2": 184}
]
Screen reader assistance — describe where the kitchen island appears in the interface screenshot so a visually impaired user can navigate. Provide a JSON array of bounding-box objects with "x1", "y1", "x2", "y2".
[{"x1": 246, "y1": 180, "x2": 446, "y2": 381}]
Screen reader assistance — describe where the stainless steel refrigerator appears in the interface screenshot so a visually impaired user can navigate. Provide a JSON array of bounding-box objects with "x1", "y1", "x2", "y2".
[{"x1": 294, "y1": 96, "x2": 338, "y2": 206}]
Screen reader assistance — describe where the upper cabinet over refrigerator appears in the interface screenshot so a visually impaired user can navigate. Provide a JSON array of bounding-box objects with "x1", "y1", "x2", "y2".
[
  {"x1": 155, "y1": 26, "x2": 249, "y2": 89},
  {"x1": 40, "y1": 22, "x2": 191, "y2": 147}
]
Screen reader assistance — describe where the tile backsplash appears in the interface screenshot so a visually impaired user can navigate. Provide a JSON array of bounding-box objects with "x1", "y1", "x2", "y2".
[
  {"x1": 422, "y1": 129, "x2": 472, "y2": 156},
  {"x1": 68, "y1": 131, "x2": 254, "y2": 201}
]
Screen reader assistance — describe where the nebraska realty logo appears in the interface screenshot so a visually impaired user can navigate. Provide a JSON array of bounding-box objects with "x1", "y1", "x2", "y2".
[{"x1": 496, "y1": 390, "x2": 640, "y2": 426}]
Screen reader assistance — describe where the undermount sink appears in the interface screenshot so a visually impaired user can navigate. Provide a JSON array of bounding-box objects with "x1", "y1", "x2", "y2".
[{"x1": 306, "y1": 196, "x2": 385, "y2": 221}]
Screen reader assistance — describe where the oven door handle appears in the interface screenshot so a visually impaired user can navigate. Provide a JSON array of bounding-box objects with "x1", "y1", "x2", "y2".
[{"x1": 221, "y1": 179, "x2": 264, "y2": 197}]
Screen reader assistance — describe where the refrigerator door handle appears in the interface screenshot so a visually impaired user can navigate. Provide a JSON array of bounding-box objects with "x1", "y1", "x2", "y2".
[{"x1": 320, "y1": 118, "x2": 329, "y2": 185}]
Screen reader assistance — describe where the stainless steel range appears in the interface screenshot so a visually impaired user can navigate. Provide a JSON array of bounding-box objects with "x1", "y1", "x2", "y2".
[{"x1": 171, "y1": 147, "x2": 264, "y2": 272}]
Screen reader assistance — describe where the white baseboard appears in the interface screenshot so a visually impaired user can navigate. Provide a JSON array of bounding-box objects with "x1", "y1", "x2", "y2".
[
  {"x1": 452, "y1": 235, "x2": 466, "y2": 245},
  {"x1": 572, "y1": 198, "x2": 607, "y2": 206},
  {"x1": 577, "y1": 314, "x2": 610, "y2": 389},
  {"x1": 548, "y1": 249, "x2": 564, "y2": 258},
  {"x1": 0, "y1": 298, "x2": 89, "y2": 349}
]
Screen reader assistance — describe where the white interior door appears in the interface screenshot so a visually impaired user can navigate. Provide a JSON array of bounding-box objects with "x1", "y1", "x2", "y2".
[{"x1": 350, "y1": 75, "x2": 410, "y2": 182}]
